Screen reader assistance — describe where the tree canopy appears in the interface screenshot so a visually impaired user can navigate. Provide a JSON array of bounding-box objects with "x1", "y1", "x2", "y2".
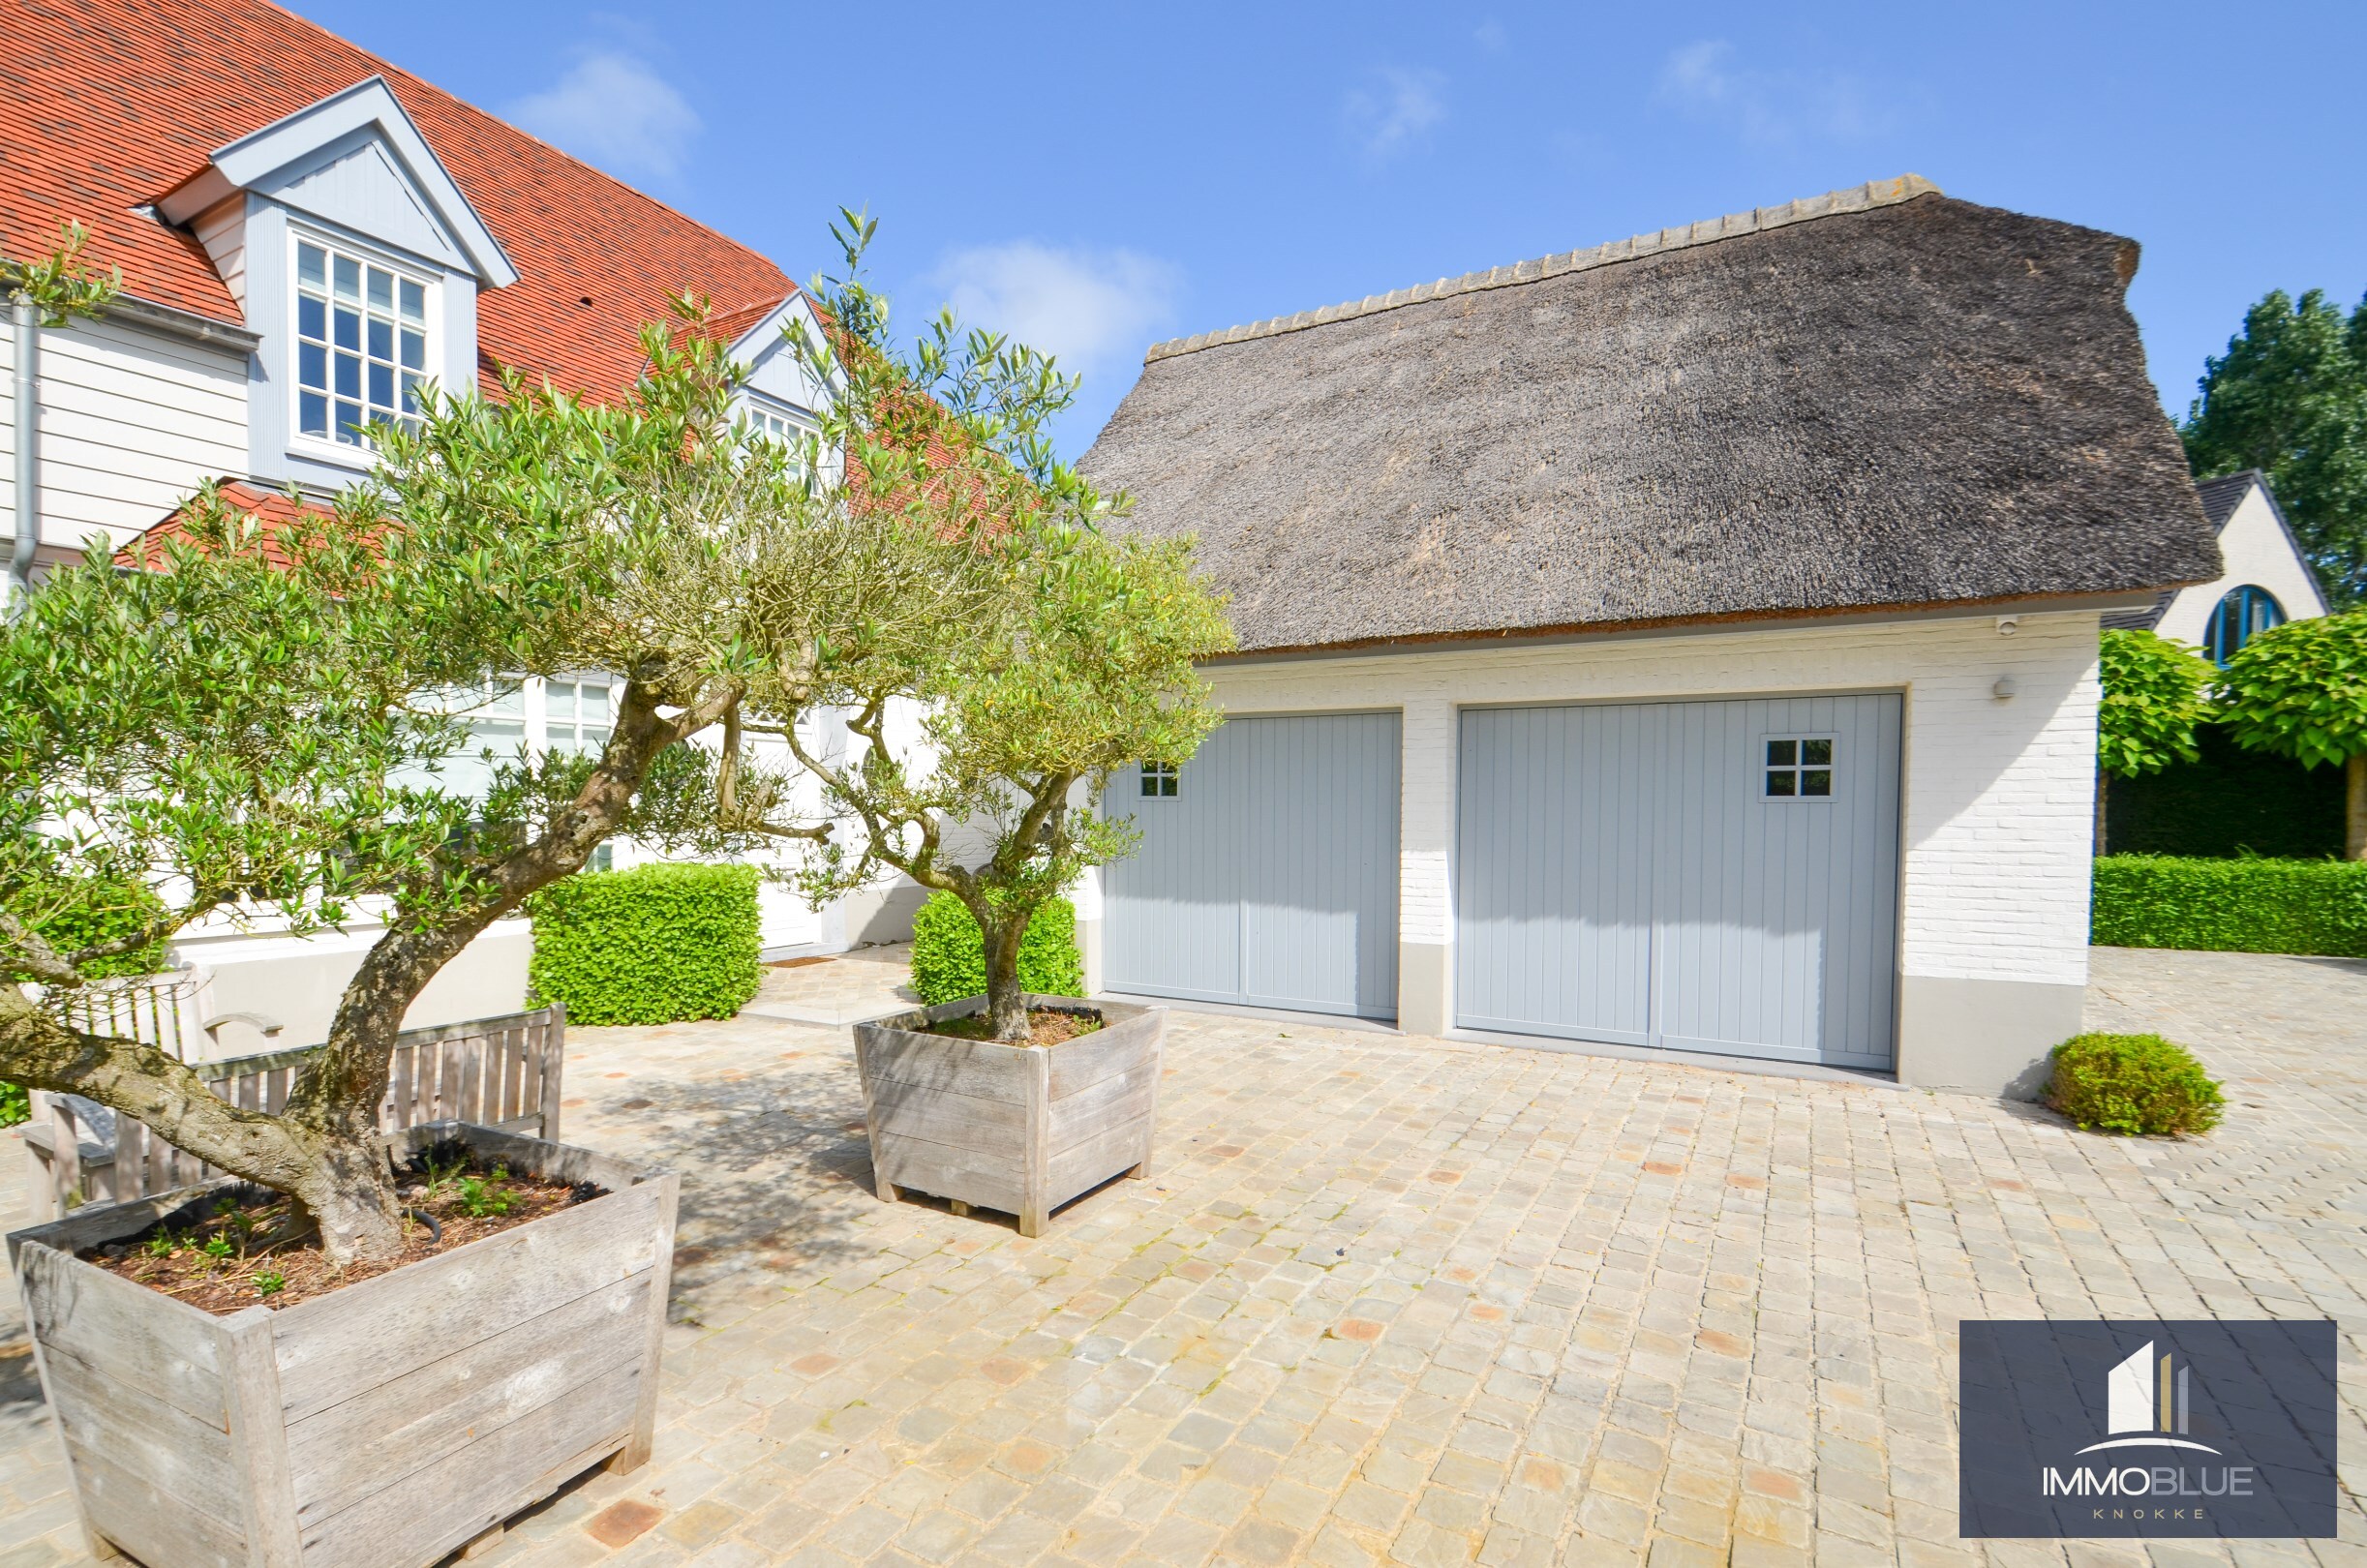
[
  {"x1": 2214, "y1": 609, "x2": 2367, "y2": 859},
  {"x1": 2096, "y1": 629, "x2": 2216, "y2": 779},
  {"x1": 2181, "y1": 287, "x2": 2367, "y2": 607}
]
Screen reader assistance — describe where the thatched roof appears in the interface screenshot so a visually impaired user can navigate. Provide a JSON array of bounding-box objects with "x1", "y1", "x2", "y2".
[{"x1": 1083, "y1": 177, "x2": 2222, "y2": 655}]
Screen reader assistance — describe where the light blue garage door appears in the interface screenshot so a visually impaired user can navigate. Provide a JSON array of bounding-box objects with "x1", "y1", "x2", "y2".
[
  {"x1": 1104, "y1": 713, "x2": 1400, "y2": 1019},
  {"x1": 1456, "y1": 695, "x2": 1901, "y2": 1069}
]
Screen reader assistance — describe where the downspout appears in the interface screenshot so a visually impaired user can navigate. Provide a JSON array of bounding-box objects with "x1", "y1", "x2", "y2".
[{"x1": 9, "y1": 296, "x2": 37, "y2": 612}]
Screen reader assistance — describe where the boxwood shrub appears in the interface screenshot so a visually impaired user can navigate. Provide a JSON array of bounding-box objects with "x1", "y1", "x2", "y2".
[
  {"x1": 2046, "y1": 1033, "x2": 2226, "y2": 1136},
  {"x1": 2091, "y1": 855, "x2": 2367, "y2": 957},
  {"x1": 527, "y1": 862, "x2": 762, "y2": 1025},
  {"x1": 909, "y1": 890, "x2": 1084, "y2": 1007}
]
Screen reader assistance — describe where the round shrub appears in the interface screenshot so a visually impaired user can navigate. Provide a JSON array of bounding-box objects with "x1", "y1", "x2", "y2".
[
  {"x1": 2046, "y1": 1033, "x2": 2226, "y2": 1136},
  {"x1": 909, "y1": 891, "x2": 1084, "y2": 1007},
  {"x1": 527, "y1": 862, "x2": 762, "y2": 1025}
]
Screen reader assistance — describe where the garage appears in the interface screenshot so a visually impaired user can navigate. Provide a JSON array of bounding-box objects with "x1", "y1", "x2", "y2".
[
  {"x1": 1455, "y1": 695, "x2": 1901, "y2": 1069},
  {"x1": 1103, "y1": 712, "x2": 1400, "y2": 1018}
]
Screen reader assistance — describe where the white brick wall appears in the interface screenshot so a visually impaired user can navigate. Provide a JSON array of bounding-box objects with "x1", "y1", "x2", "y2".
[{"x1": 1196, "y1": 609, "x2": 2101, "y2": 990}]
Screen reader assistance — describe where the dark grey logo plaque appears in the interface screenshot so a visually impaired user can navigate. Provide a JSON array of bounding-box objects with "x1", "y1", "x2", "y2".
[{"x1": 1959, "y1": 1321, "x2": 2336, "y2": 1538}]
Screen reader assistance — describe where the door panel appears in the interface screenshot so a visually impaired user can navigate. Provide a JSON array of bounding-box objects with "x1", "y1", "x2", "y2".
[
  {"x1": 1455, "y1": 695, "x2": 1899, "y2": 1068},
  {"x1": 1105, "y1": 712, "x2": 1400, "y2": 1018}
]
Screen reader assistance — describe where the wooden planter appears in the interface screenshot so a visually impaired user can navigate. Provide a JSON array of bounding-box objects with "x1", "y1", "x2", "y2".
[
  {"x1": 853, "y1": 995, "x2": 1163, "y2": 1236},
  {"x1": 5, "y1": 1123, "x2": 677, "y2": 1568}
]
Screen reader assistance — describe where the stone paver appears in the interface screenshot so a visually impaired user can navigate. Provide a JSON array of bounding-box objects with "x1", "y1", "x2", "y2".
[
  {"x1": 742, "y1": 945, "x2": 918, "y2": 1026},
  {"x1": 3, "y1": 948, "x2": 2361, "y2": 1566}
]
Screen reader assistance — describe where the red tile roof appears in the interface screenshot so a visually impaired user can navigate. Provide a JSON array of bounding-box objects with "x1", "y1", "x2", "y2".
[
  {"x1": 1, "y1": 0, "x2": 797, "y2": 403},
  {"x1": 116, "y1": 479, "x2": 338, "y2": 569}
]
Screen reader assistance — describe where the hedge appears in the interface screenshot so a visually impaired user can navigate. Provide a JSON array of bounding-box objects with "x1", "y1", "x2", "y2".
[
  {"x1": 2091, "y1": 855, "x2": 2367, "y2": 957},
  {"x1": 2106, "y1": 723, "x2": 2345, "y2": 859},
  {"x1": 527, "y1": 862, "x2": 762, "y2": 1025},
  {"x1": 0, "y1": 1081, "x2": 25, "y2": 1130},
  {"x1": 909, "y1": 891, "x2": 1085, "y2": 1007}
]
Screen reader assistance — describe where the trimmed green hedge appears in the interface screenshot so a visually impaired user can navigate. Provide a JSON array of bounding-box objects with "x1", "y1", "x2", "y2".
[
  {"x1": 2047, "y1": 1033, "x2": 2225, "y2": 1136},
  {"x1": 2092, "y1": 855, "x2": 2367, "y2": 957},
  {"x1": 909, "y1": 891, "x2": 1084, "y2": 1007},
  {"x1": 2106, "y1": 723, "x2": 2345, "y2": 859},
  {"x1": 527, "y1": 862, "x2": 762, "y2": 1025}
]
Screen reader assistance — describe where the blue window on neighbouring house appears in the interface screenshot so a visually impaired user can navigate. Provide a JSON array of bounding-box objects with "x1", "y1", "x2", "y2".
[
  {"x1": 2203, "y1": 585, "x2": 2285, "y2": 665},
  {"x1": 1140, "y1": 761, "x2": 1178, "y2": 798}
]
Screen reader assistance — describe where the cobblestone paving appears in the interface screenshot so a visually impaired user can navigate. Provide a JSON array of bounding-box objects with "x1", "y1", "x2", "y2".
[{"x1": 2, "y1": 949, "x2": 2361, "y2": 1568}]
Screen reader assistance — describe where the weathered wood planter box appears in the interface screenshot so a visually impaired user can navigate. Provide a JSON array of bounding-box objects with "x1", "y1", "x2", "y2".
[
  {"x1": 853, "y1": 995, "x2": 1163, "y2": 1236},
  {"x1": 5, "y1": 1123, "x2": 677, "y2": 1568}
]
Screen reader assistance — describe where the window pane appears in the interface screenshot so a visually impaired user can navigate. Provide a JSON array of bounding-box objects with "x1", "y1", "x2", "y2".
[
  {"x1": 1766, "y1": 770, "x2": 1796, "y2": 797},
  {"x1": 1802, "y1": 770, "x2": 1833, "y2": 797},
  {"x1": 333, "y1": 254, "x2": 360, "y2": 300},
  {"x1": 336, "y1": 401, "x2": 362, "y2": 440},
  {"x1": 298, "y1": 294, "x2": 325, "y2": 340},
  {"x1": 399, "y1": 278, "x2": 425, "y2": 321},
  {"x1": 368, "y1": 317, "x2": 392, "y2": 360},
  {"x1": 1162, "y1": 775, "x2": 1177, "y2": 797},
  {"x1": 369, "y1": 361, "x2": 394, "y2": 407},
  {"x1": 298, "y1": 243, "x2": 326, "y2": 288},
  {"x1": 400, "y1": 328, "x2": 425, "y2": 370},
  {"x1": 582, "y1": 684, "x2": 611, "y2": 720},
  {"x1": 400, "y1": 372, "x2": 421, "y2": 412},
  {"x1": 299, "y1": 391, "x2": 328, "y2": 437},
  {"x1": 1141, "y1": 771, "x2": 1159, "y2": 797},
  {"x1": 581, "y1": 725, "x2": 610, "y2": 754},
  {"x1": 367, "y1": 267, "x2": 393, "y2": 311},
  {"x1": 1766, "y1": 739, "x2": 1796, "y2": 766},
  {"x1": 1803, "y1": 739, "x2": 1833, "y2": 767},
  {"x1": 548, "y1": 683, "x2": 576, "y2": 721},
  {"x1": 334, "y1": 308, "x2": 359, "y2": 350},
  {"x1": 299, "y1": 342, "x2": 326, "y2": 390},
  {"x1": 335, "y1": 352, "x2": 360, "y2": 398}
]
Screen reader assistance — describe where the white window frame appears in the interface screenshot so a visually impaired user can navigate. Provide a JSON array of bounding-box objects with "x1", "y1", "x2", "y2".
[
  {"x1": 1139, "y1": 761, "x2": 1179, "y2": 798},
  {"x1": 540, "y1": 675, "x2": 619, "y2": 762},
  {"x1": 1759, "y1": 734, "x2": 1837, "y2": 801},
  {"x1": 289, "y1": 226, "x2": 436, "y2": 457},
  {"x1": 737, "y1": 392, "x2": 820, "y2": 474}
]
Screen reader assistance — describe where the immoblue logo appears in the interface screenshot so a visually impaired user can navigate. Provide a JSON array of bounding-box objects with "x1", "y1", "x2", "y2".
[{"x1": 1958, "y1": 1320, "x2": 2334, "y2": 1539}]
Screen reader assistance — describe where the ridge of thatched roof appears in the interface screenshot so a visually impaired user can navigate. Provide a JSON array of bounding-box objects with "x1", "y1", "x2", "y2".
[
  {"x1": 1146, "y1": 174, "x2": 1941, "y2": 365},
  {"x1": 1084, "y1": 183, "x2": 2223, "y2": 656}
]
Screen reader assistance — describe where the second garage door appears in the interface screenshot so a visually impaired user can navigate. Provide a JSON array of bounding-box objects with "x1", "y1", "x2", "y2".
[
  {"x1": 1456, "y1": 695, "x2": 1901, "y2": 1069},
  {"x1": 1104, "y1": 712, "x2": 1400, "y2": 1018}
]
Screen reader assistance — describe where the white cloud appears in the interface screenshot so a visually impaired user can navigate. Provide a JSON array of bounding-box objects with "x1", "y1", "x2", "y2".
[
  {"x1": 1656, "y1": 40, "x2": 1887, "y2": 146},
  {"x1": 928, "y1": 243, "x2": 1182, "y2": 376},
  {"x1": 506, "y1": 51, "x2": 701, "y2": 181},
  {"x1": 1342, "y1": 67, "x2": 1447, "y2": 162}
]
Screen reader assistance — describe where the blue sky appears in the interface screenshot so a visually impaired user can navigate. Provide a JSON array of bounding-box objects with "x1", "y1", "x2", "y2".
[{"x1": 304, "y1": 0, "x2": 2367, "y2": 459}]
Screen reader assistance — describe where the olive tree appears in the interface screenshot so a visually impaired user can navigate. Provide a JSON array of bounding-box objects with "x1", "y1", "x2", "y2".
[
  {"x1": 0, "y1": 306, "x2": 879, "y2": 1264},
  {"x1": 2094, "y1": 628, "x2": 2217, "y2": 850},
  {"x1": 748, "y1": 215, "x2": 1235, "y2": 1041},
  {"x1": 2216, "y1": 609, "x2": 2367, "y2": 859}
]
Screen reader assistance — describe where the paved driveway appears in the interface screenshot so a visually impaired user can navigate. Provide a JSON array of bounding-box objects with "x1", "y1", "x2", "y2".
[{"x1": 3, "y1": 949, "x2": 2361, "y2": 1567}]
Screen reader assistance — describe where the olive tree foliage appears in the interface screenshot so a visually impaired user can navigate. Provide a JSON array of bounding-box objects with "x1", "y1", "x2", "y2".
[
  {"x1": 0, "y1": 305, "x2": 885, "y2": 1265},
  {"x1": 744, "y1": 213, "x2": 1236, "y2": 1042},
  {"x1": 2215, "y1": 609, "x2": 2367, "y2": 859}
]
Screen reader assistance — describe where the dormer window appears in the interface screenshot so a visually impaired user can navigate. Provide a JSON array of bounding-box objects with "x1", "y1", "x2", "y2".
[
  {"x1": 295, "y1": 236, "x2": 431, "y2": 446},
  {"x1": 738, "y1": 395, "x2": 817, "y2": 474}
]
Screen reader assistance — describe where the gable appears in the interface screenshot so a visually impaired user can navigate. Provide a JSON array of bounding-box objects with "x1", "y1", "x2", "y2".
[{"x1": 261, "y1": 131, "x2": 468, "y2": 272}]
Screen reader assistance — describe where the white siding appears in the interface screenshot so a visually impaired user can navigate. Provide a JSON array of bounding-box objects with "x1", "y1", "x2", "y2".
[
  {"x1": 0, "y1": 313, "x2": 249, "y2": 551},
  {"x1": 192, "y1": 196, "x2": 249, "y2": 312},
  {"x1": 2155, "y1": 485, "x2": 2331, "y2": 647},
  {"x1": 1182, "y1": 609, "x2": 2100, "y2": 993}
]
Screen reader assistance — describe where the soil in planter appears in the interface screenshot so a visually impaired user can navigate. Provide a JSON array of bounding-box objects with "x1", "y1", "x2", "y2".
[
  {"x1": 926, "y1": 1007, "x2": 1105, "y2": 1046},
  {"x1": 79, "y1": 1142, "x2": 604, "y2": 1314}
]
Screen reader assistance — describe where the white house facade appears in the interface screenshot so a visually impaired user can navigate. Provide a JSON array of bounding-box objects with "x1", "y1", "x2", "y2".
[
  {"x1": 2, "y1": 0, "x2": 878, "y2": 1050},
  {"x1": 1079, "y1": 178, "x2": 2225, "y2": 1098},
  {"x1": 2103, "y1": 469, "x2": 2329, "y2": 661}
]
